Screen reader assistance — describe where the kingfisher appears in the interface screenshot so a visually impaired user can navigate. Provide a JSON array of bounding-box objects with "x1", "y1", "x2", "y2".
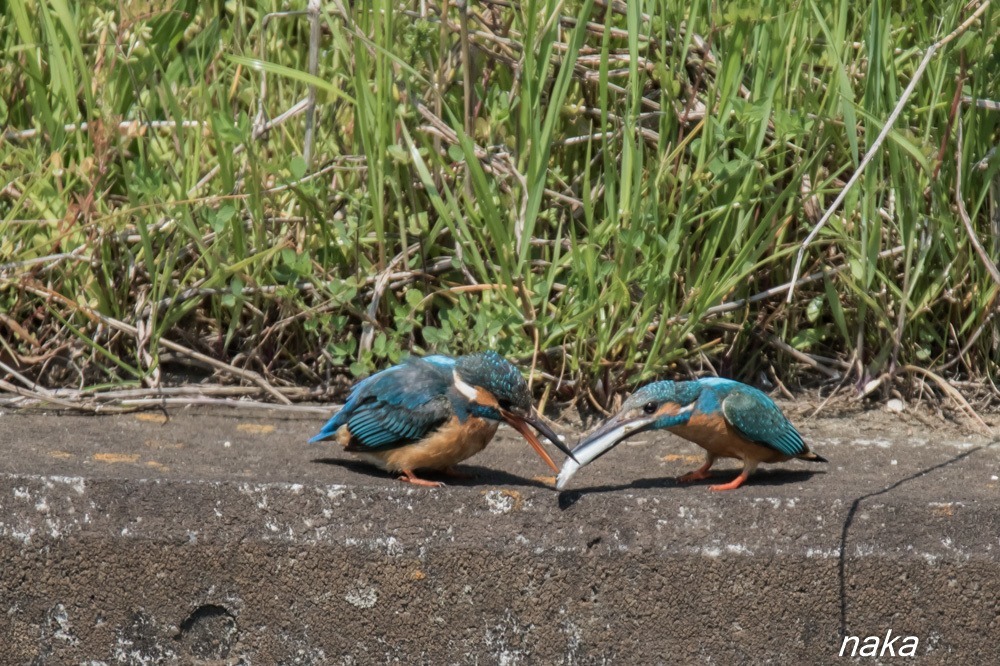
[
  {"x1": 310, "y1": 351, "x2": 576, "y2": 487},
  {"x1": 557, "y1": 378, "x2": 826, "y2": 491}
]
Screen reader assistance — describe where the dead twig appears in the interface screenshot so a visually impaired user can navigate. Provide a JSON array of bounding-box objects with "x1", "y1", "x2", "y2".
[
  {"x1": 304, "y1": 0, "x2": 322, "y2": 167},
  {"x1": 764, "y1": 335, "x2": 841, "y2": 379},
  {"x1": 22, "y1": 282, "x2": 292, "y2": 405},
  {"x1": 0, "y1": 246, "x2": 92, "y2": 275},
  {"x1": 787, "y1": 0, "x2": 992, "y2": 302},
  {"x1": 526, "y1": 246, "x2": 907, "y2": 364},
  {"x1": 50, "y1": 385, "x2": 310, "y2": 400},
  {"x1": 3, "y1": 120, "x2": 206, "y2": 142},
  {"x1": 585, "y1": 388, "x2": 613, "y2": 417},
  {"x1": 192, "y1": 97, "x2": 310, "y2": 197},
  {"x1": 938, "y1": 311, "x2": 996, "y2": 372},
  {"x1": 0, "y1": 359, "x2": 54, "y2": 395},
  {"x1": 955, "y1": 115, "x2": 1000, "y2": 288},
  {"x1": 0, "y1": 378, "x2": 132, "y2": 412},
  {"x1": 359, "y1": 243, "x2": 423, "y2": 354},
  {"x1": 961, "y1": 95, "x2": 1000, "y2": 111},
  {"x1": 806, "y1": 352, "x2": 858, "y2": 420},
  {"x1": 900, "y1": 364, "x2": 990, "y2": 431},
  {"x1": 116, "y1": 397, "x2": 330, "y2": 414}
]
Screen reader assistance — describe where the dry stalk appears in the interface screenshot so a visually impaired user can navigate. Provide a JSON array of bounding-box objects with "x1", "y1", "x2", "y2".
[
  {"x1": 955, "y1": 116, "x2": 1000, "y2": 288},
  {"x1": 22, "y1": 282, "x2": 292, "y2": 405},
  {"x1": 787, "y1": 0, "x2": 992, "y2": 302}
]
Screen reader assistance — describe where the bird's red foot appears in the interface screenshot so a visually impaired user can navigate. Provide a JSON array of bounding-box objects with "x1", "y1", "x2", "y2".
[
  {"x1": 678, "y1": 468, "x2": 713, "y2": 483},
  {"x1": 709, "y1": 472, "x2": 749, "y2": 491},
  {"x1": 442, "y1": 466, "x2": 476, "y2": 480},
  {"x1": 398, "y1": 470, "x2": 444, "y2": 487},
  {"x1": 678, "y1": 459, "x2": 715, "y2": 483}
]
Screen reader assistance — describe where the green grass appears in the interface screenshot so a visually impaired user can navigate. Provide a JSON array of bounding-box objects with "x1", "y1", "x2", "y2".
[{"x1": 1, "y1": 0, "x2": 998, "y2": 408}]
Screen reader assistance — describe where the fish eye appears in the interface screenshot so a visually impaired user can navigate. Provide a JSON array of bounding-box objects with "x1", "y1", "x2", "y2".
[{"x1": 643, "y1": 401, "x2": 657, "y2": 414}]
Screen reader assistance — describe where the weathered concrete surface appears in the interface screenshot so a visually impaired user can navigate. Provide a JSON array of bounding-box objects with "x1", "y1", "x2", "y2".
[{"x1": 0, "y1": 405, "x2": 998, "y2": 664}]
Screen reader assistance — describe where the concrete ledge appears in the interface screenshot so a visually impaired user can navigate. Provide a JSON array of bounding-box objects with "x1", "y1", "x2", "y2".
[{"x1": 1, "y1": 409, "x2": 998, "y2": 664}]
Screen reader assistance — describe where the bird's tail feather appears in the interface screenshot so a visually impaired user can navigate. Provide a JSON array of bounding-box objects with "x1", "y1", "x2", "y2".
[
  {"x1": 308, "y1": 413, "x2": 344, "y2": 444},
  {"x1": 799, "y1": 451, "x2": 827, "y2": 463}
]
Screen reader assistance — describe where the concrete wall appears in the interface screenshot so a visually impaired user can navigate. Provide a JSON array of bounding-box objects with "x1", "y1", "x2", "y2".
[{"x1": 1, "y1": 410, "x2": 997, "y2": 664}]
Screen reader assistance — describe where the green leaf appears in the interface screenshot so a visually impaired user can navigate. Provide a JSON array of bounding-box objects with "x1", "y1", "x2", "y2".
[
  {"x1": 790, "y1": 328, "x2": 825, "y2": 351},
  {"x1": 294, "y1": 251, "x2": 312, "y2": 277},
  {"x1": 824, "y1": 275, "x2": 850, "y2": 341},
  {"x1": 227, "y1": 55, "x2": 356, "y2": 105},
  {"x1": 806, "y1": 296, "x2": 823, "y2": 323},
  {"x1": 212, "y1": 205, "x2": 236, "y2": 233},
  {"x1": 387, "y1": 144, "x2": 410, "y2": 165},
  {"x1": 290, "y1": 156, "x2": 307, "y2": 179},
  {"x1": 405, "y1": 289, "x2": 424, "y2": 308}
]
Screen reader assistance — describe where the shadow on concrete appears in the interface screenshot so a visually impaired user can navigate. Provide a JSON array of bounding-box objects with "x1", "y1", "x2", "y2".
[
  {"x1": 557, "y1": 469, "x2": 825, "y2": 511},
  {"x1": 838, "y1": 441, "x2": 996, "y2": 639},
  {"x1": 310, "y1": 457, "x2": 553, "y2": 489},
  {"x1": 688, "y1": 469, "x2": 825, "y2": 488}
]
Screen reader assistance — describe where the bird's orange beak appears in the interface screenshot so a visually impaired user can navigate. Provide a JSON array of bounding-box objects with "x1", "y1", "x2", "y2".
[{"x1": 500, "y1": 408, "x2": 575, "y2": 472}]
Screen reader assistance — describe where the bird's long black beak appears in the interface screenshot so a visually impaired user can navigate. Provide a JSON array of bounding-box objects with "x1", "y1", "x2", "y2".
[
  {"x1": 556, "y1": 412, "x2": 658, "y2": 489},
  {"x1": 502, "y1": 408, "x2": 577, "y2": 473}
]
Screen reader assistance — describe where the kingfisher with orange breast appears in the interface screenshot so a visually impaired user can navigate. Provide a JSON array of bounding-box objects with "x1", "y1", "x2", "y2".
[
  {"x1": 557, "y1": 378, "x2": 826, "y2": 491},
  {"x1": 310, "y1": 351, "x2": 575, "y2": 487}
]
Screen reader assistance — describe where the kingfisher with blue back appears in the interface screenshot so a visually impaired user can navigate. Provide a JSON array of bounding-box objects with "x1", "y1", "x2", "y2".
[
  {"x1": 310, "y1": 351, "x2": 576, "y2": 487},
  {"x1": 557, "y1": 378, "x2": 826, "y2": 491}
]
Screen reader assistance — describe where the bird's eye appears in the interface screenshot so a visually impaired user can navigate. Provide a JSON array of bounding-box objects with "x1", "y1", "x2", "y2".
[
  {"x1": 498, "y1": 399, "x2": 512, "y2": 411},
  {"x1": 643, "y1": 401, "x2": 657, "y2": 414}
]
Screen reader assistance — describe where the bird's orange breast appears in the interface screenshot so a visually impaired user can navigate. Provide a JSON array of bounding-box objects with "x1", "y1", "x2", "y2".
[
  {"x1": 348, "y1": 416, "x2": 499, "y2": 472},
  {"x1": 669, "y1": 410, "x2": 787, "y2": 463}
]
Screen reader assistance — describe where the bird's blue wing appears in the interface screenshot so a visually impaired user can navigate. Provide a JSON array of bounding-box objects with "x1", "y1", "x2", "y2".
[
  {"x1": 308, "y1": 369, "x2": 390, "y2": 443},
  {"x1": 310, "y1": 358, "x2": 453, "y2": 450},
  {"x1": 421, "y1": 355, "x2": 457, "y2": 369},
  {"x1": 721, "y1": 387, "x2": 807, "y2": 456}
]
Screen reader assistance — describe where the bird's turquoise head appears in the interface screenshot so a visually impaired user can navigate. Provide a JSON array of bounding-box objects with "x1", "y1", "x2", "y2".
[
  {"x1": 453, "y1": 351, "x2": 576, "y2": 469},
  {"x1": 455, "y1": 351, "x2": 532, "y2": 416},
  {"x1": 556, "y1": 381, "x2": 698, "y2": 489},
  {"x1": 616, "y1": 381, "x2": 702, "y2": 429}
]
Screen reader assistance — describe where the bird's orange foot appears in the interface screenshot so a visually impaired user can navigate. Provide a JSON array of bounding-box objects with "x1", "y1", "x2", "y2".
[
  {"x1": 709, "y1": 473, "x2": 749, "y2": 491},
  {"x1": 442, "y1": 467, "x2": 476, "y2": 480},
  {"x1": 678, "y1": 469, "x2": 713, "y2": 483},
  {"x1": 398, "y1": 470, "x2": 444, "y2": 488}
]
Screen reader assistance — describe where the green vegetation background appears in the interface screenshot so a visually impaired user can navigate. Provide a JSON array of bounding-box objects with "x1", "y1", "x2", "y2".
[{"x1": 2, "y1": 0, "x2": 998, "y2": 408}]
